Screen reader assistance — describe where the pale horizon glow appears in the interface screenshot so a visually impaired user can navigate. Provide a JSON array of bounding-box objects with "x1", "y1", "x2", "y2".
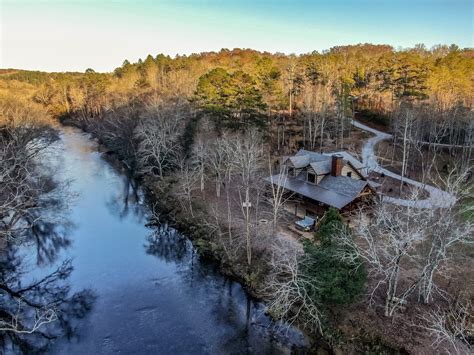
[{"x1": 1, "y1": 0, "x2": 473, "y2": 73}]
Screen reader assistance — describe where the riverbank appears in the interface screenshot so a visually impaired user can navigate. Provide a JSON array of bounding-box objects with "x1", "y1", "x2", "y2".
[
  {"x1": 94, "y1": 144, "x2": 256, "y2": 293},
  {"x1": 45, "y1": 125, "x2": 315, "y2": 353},
  {"x1": 63, "y1": 120, "x2": 414, "y2": 355},
  {"x1": 110, "y1": 160, "x2": 411, "y2": 355}
]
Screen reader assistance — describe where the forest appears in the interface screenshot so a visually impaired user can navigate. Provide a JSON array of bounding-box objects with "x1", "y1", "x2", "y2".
[{"x1": 1, "y1": 44, "x2": 473, "y2": 353}]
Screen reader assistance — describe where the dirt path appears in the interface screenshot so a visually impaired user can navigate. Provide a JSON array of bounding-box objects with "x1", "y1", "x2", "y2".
[{"x1": 351, "y1": 119, "x2": 456, "y2": 208}]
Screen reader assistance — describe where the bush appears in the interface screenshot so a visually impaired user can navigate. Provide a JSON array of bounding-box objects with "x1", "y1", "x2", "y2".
[
  {"x1": 315, "y1": 207, "x2": 343, "y2": 245},
  {"x1": 301, "y1": 242, "x2": 366, "y2": 305},
  {"x1": 300, "y1": 208, "x2": 366, "y2": 305}
]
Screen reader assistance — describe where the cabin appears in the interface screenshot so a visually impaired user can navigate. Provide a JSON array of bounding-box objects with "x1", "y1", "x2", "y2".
[{"x1": 267, "y1": 149, "x2": 377, "y2": 219}]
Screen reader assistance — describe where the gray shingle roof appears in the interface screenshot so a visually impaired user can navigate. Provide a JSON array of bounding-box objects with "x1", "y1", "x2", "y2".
[
  {"x1": 265, "y1": 173, "x2": 369, "y2": 209},
  {"x1": 296, "y1": 149, "x2": 327, "y2": 162},
  {"x1": 276, "y1": 150, "x2": 370, "y2": 208},
  {"x1": 318, "y1": 175, "x2": 367, "y2": 198},
  {"x1": 287, "y1": 155, "x2": 310, "y2": 168},
  {"x1": 291, "y1": 149, "x2": 367, "y2": 176},
  {"x1": 322, "y1": 150, "x2": 367, "y2": 176},
  {"x1": 309, "y1": 159, "x2": 331, "y2": 175}
]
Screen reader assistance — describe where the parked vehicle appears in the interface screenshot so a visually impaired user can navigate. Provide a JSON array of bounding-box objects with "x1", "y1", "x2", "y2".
[{"x1": 295, "y1": 216, "x2": 316, "y2": 231}]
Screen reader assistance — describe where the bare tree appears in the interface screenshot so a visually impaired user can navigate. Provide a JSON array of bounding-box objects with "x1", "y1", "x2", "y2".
[
  {"x1": 192, "y1": 139, "x2": 208, "y2": 193},
  {"x1": 0, "y1": 302, "x2": 57, "y2": 335},
  {"x1": 264, "y1": 237, "x2": 323, "y2": 333},
  {"x1": 336, "y1": 178, "x2": 473, "y2": 318},
  {"x1": 398, "y1": 105, "x2": 414, "y2": 190},
  {"x1": 336, "y1": 196, "x2": 434, "y2": 317},
  {"x1": 266, "y1": 158, "x2": 293, "y2": 234},
  {"x1": 135, "y1": 102, "x2": 185, "y2": 177},
  {"x1": 229, "y1": 130, "x2": 264, "y2": 266},
  {"x1": 174, "y1": 159, "x2": 200, "y2": 218},
  {"x1": 416, "y1": 296, "x2": 472, "y2": 354},
  {"x1": 0, "y1": 254, "x2": 95, "y2": 352},
  {"x1": 0, "y1": 97, "x2": 58, "y2": 242},
  {"x1": 300, "y1": 81, "x2": 332, "y2": 151},
  {"x1": 201, "y1": 203, "x2": 235, "y2": 262},
  {"x1": 89, "y1": 106, "x2": 140, "y2": 171},
  {"x1": 417, "y1": 168, "x2": 473, "y2": 304},
  {"x1": 0, "y1": 97, "x2": 95, "y2": 350},
  {"x1": 206, "y1": 136, "x2": 231, "y2": 198},
  {"x1": 286, "y1": 60, "x2": 297, "y2": 117}
]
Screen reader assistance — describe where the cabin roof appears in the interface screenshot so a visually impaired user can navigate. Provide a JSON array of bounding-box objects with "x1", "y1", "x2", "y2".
[
  {"x1": 318, "y1": 175, "x2": 367, "y2": 197},
  {"x1": 287, "y1": 155, "x2": 310, "y2": 168},
  {"x1": 309, "y1": 159, "x2": 332, "y2": 175},
  {"x1": 322, "y1": 151, "x2": 366, "y2": 175},
  {"x1": 286, "y1": 149, "x2": 367, "y2": 177},
  {"x1": 266, "y1": 173, "x2": 369, "y2": 209}
]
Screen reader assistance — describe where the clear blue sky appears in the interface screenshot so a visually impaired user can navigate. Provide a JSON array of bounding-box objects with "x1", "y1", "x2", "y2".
[{"x1": 1, "y1": 0, "x2": 472, "y2": 72}]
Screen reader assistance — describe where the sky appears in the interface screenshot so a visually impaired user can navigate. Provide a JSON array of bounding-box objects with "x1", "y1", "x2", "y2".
[{"x1": 1, "y1": 0, "x2": 473, "y2": 72}]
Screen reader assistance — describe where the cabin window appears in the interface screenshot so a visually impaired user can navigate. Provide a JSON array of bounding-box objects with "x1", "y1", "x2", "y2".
[
  {"x1": 346, "y1": 171, "x2": 352, "y2": 178},
  {"x1": 288, "y1": 167, "x2": 294, "y2": 176},
  {"x1": 307, "y1": 172, "x2": 316, "y2": 184}
]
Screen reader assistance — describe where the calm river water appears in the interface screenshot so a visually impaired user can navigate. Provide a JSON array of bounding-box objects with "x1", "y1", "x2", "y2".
[{"x1": 14, "y1": 127, "x2": 309, "y2": 354}]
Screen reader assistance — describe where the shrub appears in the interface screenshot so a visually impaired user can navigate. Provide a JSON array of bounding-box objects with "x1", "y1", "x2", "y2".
[{"x1": 300, "y1": 209, "x2": 366, "y2": 305}]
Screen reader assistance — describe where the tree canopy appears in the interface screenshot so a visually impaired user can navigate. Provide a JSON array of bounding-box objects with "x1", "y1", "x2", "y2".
[{"x1": 194, "y1": 68, "x2": 267, "y2": 130}]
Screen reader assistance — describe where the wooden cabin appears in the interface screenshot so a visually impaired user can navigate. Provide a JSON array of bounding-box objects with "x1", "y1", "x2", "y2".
[{"x1": 267, "y1": 149, "x2": 377, "y2": 219}]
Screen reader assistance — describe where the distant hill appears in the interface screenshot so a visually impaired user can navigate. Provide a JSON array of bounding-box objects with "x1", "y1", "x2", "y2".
[{"x1": 0, "y1": 69, "x2": 83, "y2": 86}]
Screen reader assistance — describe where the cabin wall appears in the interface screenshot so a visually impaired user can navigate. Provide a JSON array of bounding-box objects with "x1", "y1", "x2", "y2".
[
  {"x1": 341, "y1": 165, "x2": 362, "y2": 180},
  {"x1": 284, "y1": 201, "x2": 307, "y2": 218},
  {"x1": 294, "y1": 168, "x2": 304, "y2": 176},
  {"x1": 285, "y1": 197, "x2": 328, "y2": 219},
  {"x1": 285, "y1": 165, "x2": 304, "y2": 177}
]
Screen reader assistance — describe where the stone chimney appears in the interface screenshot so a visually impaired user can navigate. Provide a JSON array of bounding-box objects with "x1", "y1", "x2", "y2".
[{"x1": 331, "y1": 154, "x2": 343, "y2": 177}]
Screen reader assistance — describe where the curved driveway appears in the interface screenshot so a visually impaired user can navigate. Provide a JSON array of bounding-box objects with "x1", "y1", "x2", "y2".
[{"x1": 351, "y1": 120, "x2": 456, "y2": 208}]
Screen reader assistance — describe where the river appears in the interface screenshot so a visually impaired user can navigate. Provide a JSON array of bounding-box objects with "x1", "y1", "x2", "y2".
[{"x1": 9, "y1": 126, "x2": 309, "y2": 354}]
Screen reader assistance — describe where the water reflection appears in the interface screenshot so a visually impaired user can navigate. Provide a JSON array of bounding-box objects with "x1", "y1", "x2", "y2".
[
  {"x1": 145, "y1": 225, "x2": 191, "y2": 263},
  {"x1": 143, "y1": 224, "x2": 307, "y2": 353},
  {"x1": 8, "y1": 126, "x2": 309, "y2": 354},
  {"x1": 0, "y1": 139, "x2": 95, "y2": 354},
  {"x1": 0, "y1": 247, "x2": 96, "y2": 353},
  {"x1": 105, "y1": 174, "x2": 145, "y2": 221},
  {"x1": 29, "y1": 214, "x2": 73, "y2": 267}
]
